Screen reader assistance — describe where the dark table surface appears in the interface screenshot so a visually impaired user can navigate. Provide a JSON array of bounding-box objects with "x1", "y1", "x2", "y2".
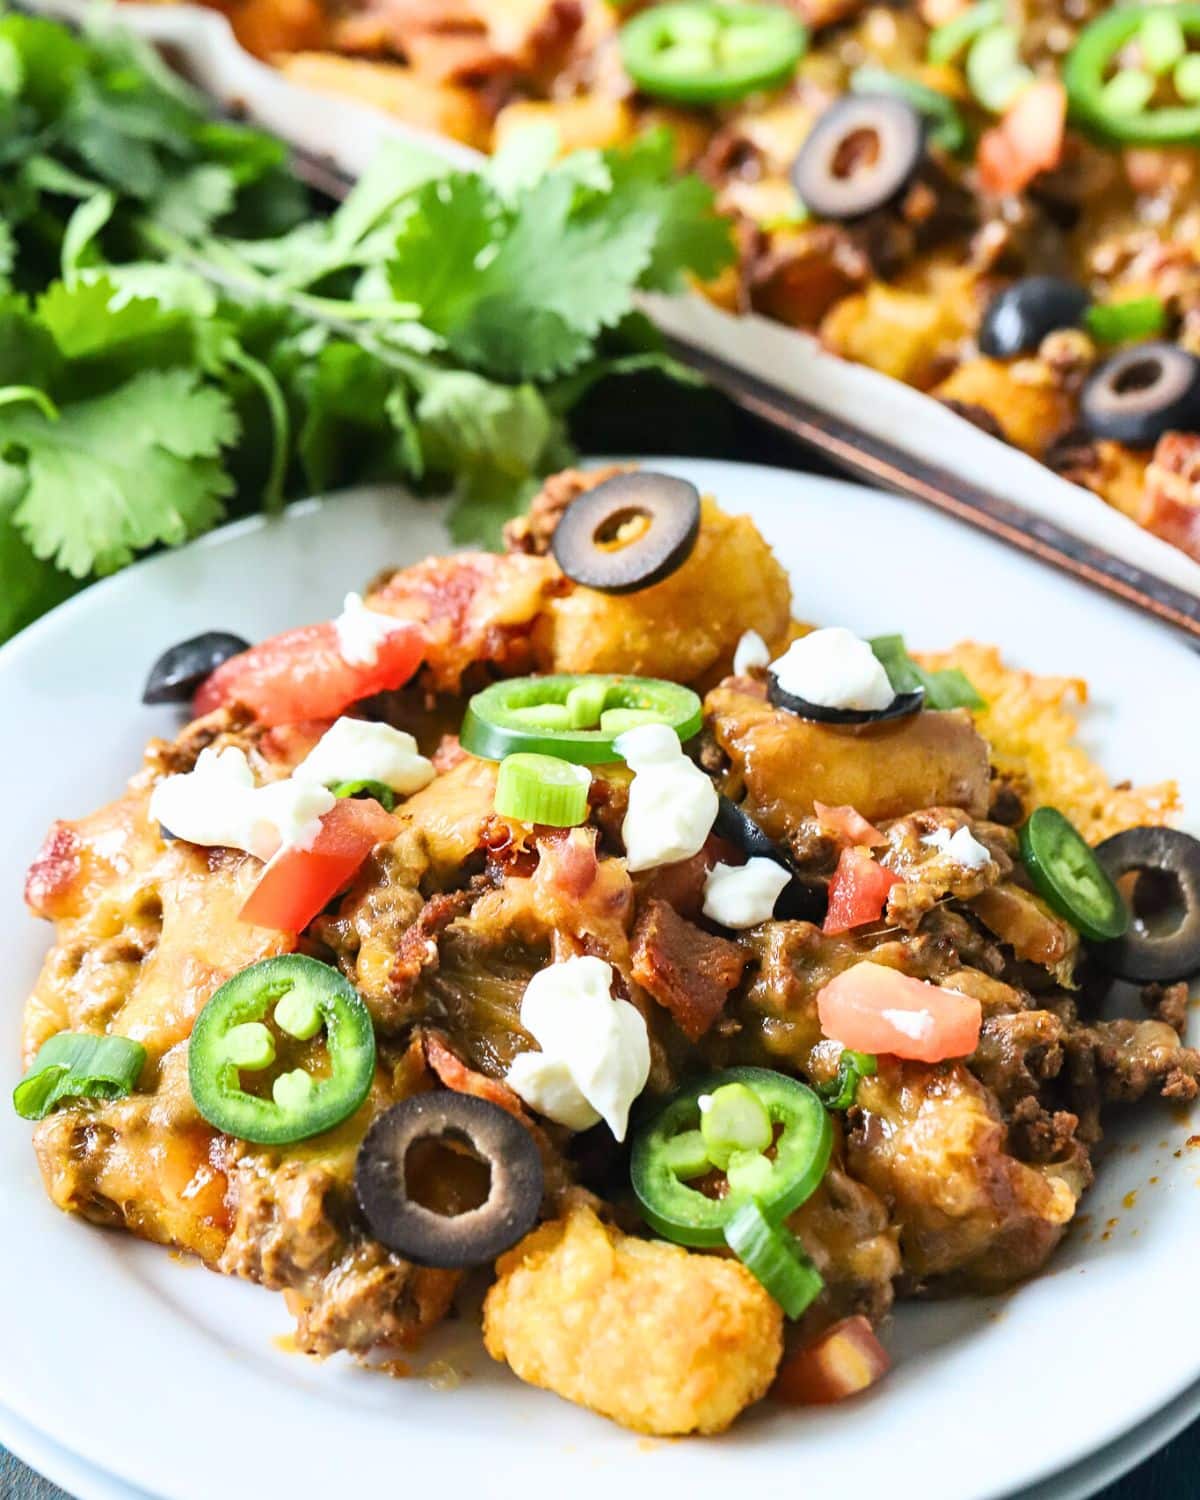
[{"x1": 4, "y1": 383, "x2": 1196, "y2": 1499}]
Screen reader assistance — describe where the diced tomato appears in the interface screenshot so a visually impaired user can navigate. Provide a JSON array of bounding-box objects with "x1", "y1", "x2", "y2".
[
  {"x1": 239, "y1": 797, "x2": 399, "y2": 932},
  {"x1": 816, "y1": 960, "x2": 982, "y2": 1063},
  {"x1": 977, "y1": 79, "x2": 1066, "y2": 198},
  {"x1": 813, "y1": 801, "x2": 885, "y2": 848},
  {"x1": 823, "y1": 847, "x2": 901, "y2": 935},
  {"x1": 194, "y1": 619, "x2": 423, "y2": 728},
  {"x1": 774, "y1": 1316, "x2": 891, "y2": 1406}
]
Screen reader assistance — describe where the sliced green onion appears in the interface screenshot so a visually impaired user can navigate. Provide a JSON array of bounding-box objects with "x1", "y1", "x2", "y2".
[
  {"x1": 565, "y1": 679, "x2": 609, "y2": 728},
  {"x1": 273, "y1": 1068, "x2": 315, "y2": 1111},
  {"x1": 700, "y1": 1081, "x2": 773, "y2": 1168},
  {"x1": 14, "y1": 1032, "x2": 147, "y2": 1121},
  {"x1": 725, "y1": 1149, "x2": 776, "y2": 1198},
  {"x1": 1100, "y1": 68, "x2": 1157, "y2": 116},
  {"x1": 509, "y1": 703, "x2": 573, "y2": 731},
  {"x1": 723, "y1": 1199, "x2": 824, "y2": 1318},
  {"x1": 816, "y1": 1049, "x2": 877, "y2": 1110},
  {"x1": 275, "y1": 990, "x2": 323, "y2": 1041},
  {"x1": 1175, "y1": 52, "x2": 1200, "y2": 101},
  {"x1": 221, "y1": 1022, "x2": 276, "y2": 1071},
  {"x1": 927, "y1": 0, "x2": 1004, "y2": 65},
  {"x1": 1085, "y1": 296, "x2": 1167, "y2": 344},
  {"x1": 661, "y1": 1129, "x2": 711, "y2": 1179},
  {"x1": 966, "y1": 26, "x2": 1034, "y2": 113},
  {"x1": 329, "y1": 778, "x2": 397, "y2": 812},
  {"x1": 869, "y1": 634, "x2": 985, "y2": 710},
  {"x1": 494, "y1": 752, "x2": 591, "y2": 827},
  {"x1": 850, "y1": 64, "x2": 968, "y2": 153},
  {"x1": 1140, "y1": 9, "x2": 1186, "y2": 73}
]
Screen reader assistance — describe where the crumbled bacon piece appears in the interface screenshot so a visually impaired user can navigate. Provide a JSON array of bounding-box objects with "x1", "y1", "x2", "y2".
[
  {"x1": 531, "y1": 828, "x2": 633, "y2": 958},
  {"x1": 341, "y1": 0, "x2": 584, "y2": 87},
  {"x1": 535, "y1": 826, "x2": 600, "y2": 900},
  {"x1": 1141, "y1": 431, "x2": 1200, "y2": 562},
  {"x1": 633, "y1": 848, "x2": 714, "y2": 922},
  {"x1": 388, "y1": 888, "x2": 478, "y2": 999},
  {"x1": 977, "y1": 80, "x2": 1066, "y2": 198},
  {"x1": 432, "y1": 734, "x2": 468, "y2": 772},
  {"x1": 630, "y1": 899, "x2": 747, "y2": 1041},
  {"x1": 423, "y1": 1032, "x2": 529, "y2": 1121},
  {"x1": 25, "y1": 822, "x2": 83, "y2": 919}
]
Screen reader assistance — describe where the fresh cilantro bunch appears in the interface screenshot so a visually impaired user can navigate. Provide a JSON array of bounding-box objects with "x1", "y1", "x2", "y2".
[{"x1": 0, "y1": 11, "x2": 732, "y2": 643}]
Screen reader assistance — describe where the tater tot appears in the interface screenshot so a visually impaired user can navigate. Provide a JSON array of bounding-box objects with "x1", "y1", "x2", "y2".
[{"x1": 484, "y1": 1204, "x2": 782, "y2": 1435}]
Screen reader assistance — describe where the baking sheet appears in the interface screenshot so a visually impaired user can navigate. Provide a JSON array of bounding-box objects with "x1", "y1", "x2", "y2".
[{"x1": 32, "y1": 0, "x2": 1200, "y2": 602}]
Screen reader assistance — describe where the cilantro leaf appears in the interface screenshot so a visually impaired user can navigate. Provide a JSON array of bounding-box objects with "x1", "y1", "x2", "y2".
[
  {"x1": 869, "y1": 634, "x2": 986, "y2": 711},
  {"x1": 414, "y1": 369, "x2": 556, "y2": 479},
  {"x1": 0, "y1": 11, "x2": 725, "y2": 640},
  {"x1": 390, "y1": 167, "x2": 659, "y2": 381},
  {"x1": 296, "y1": 341, "x2": 422, "y2": 493},
  {"x1": 387, "y1": 174, "x2": 506, "y2": 336},
  {"x1": 0, "y1": 458, "x2": 79, "y2": 640},
  {"x1": 451, "y1": 168, "x2": 659, "y2": 379},
  {"x1": 600, "y1": 130, "x2": 733, "y2": 290},
  {"x1": 0, "y1": 295, "x2": 60, "y2": 389},
  {"x1": 447, "y1": 468, "x2": 541, "y2": 549},
  {"x1": 488, "y1": 122, "x2": 560, "y2": 200},
  {"x1": 35, "y1": 278, "x2": 200, "y2": 383},
  {"x1": 387, "y1": 134, "x2": 728, "y2": 380},
  {"x1": 4, "y1": 369, "x2": 238, "y2": 576},
  {"x1": 413, "y1": 369, "x2": 563, "y2": 544},
  {"x1": 0, "y1": 14, "x2": 87, "y2": 119},
  {"x1": 151, "y1": 164, "x2": 237, "y2": 238}
]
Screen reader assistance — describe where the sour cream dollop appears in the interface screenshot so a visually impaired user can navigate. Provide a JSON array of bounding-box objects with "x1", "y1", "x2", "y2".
[
  {"x1": 332, "y1": 591, "x2": 409, "y2": 667},
  {"x1": 921, "y1": 825, "x2": 991, "y2": 870},
  {"x1": 294, "y1": 717, "x2": 434, "y2": 796},
  {"x1": 615, "y1": 723, "x2": 718, "y2": 873},
  {"x1": 505, "y1": 956, "x2": 650, "y2": 1139},
  {"x1": 769, "y1": 627, "x2": 894, "y2": 712},
  {"x1": 149, "y1": 747, "x2": 334, "y2": 860},
  {"x1": 703, "y1": 857, "x2": 792, "y2": 929},
  {"x1": 733, "y1": 629, "x2": 770, "y2": 676}
]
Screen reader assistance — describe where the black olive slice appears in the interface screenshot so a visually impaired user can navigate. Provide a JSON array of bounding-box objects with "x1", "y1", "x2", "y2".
[
  {"x1": 1080, "y1": 344, "x2": 1200, "y2": 448},
  {"x1": 767, "y1": 672, "x2": 924, "y2": 728},
  {"x1": 1091, "y1": 827, "x2": 1200, "y2": 983},
  {"x1": 550, "y1": 471, "x2": 701, "y2": 594},
  {"x1": 790, "y1": 95, "x2": 925, "y2": 222},
  {"x1": 714, "y1": 793, "x2": 782, "y2": 864},
  {"x1": 712, "y1": 795, "x2": 826, "y2": 922},
  {"x1": 978, "y1": 277, "x2": 1091, "y2": 360},
  {"x1": 355, "y1": 1092, "x2": 543, "y2": 1268},
  {"x1": 143, "y1": 632, "x2": 250, "y2": 705}
]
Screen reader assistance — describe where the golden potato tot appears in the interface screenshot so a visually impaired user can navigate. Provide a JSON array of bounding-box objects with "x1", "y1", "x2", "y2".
[
  {"x1": 539, "y1": 497, "x2": 792, "y2": 683},
  {"x1": 484, "y1": 1204, "x2": 783, "y2": 1435}
]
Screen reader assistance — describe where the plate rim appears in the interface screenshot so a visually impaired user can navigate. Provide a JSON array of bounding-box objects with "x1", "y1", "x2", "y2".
[{"x1": 2, "y1": 458, "x2": 1198, "y2": 1500}]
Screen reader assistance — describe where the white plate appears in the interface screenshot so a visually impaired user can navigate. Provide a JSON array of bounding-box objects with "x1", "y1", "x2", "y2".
[
  {"x1": 0, "y1": 1405, "x2": 156, "y2": 1500},
  {"x1": 1, "y1": 461, "x2": 1198, "y2": 1500},
  {"x1": 3, "y1": 1372, "x2": 1198, "y2": 1500}
]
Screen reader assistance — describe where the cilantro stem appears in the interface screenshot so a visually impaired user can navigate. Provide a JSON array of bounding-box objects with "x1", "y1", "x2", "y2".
[
  {"x1": 138, "y1": 221, "x2": 419, "y2": 326},
  {"x1": 136, "y1": 220, "x2": 435, "y2": 385},
  {"x1": 0, "y1": 386, "x2": 60, "y2": 422},
  {"x1": 223, "y1": 345, "x2": 290, "y2": 514}
]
